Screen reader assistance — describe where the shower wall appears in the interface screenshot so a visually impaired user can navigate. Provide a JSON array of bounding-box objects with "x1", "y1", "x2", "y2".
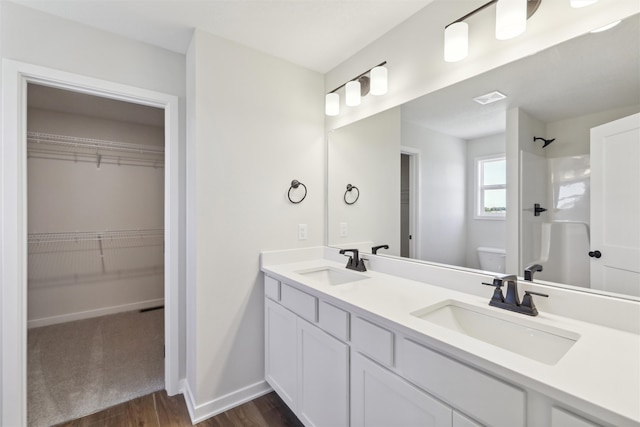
[
  {"x1": 520, "y1": 105, "x2": 639, "y2": 288},
  {"x1": 521, "y1": 153, "x2": 591, "y2": 287}
]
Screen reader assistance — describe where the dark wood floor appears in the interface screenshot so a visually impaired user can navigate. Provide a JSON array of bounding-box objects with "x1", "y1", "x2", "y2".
[{"x1": 54, "y1": 390, "x2": 304, "y2": 427}]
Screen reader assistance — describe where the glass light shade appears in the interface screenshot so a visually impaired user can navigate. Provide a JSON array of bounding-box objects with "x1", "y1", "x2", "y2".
[
  {"x1": 495, "y1": 0, "x2": 527, "y2": 40},
  {"x1": 444, "y1": 22, "x2": 469, "y2": 62},
  {"x1": 325, "y1": 92, "x2": 339, "y2": 116},
  {"x1": 370, "y1": 66, "x2": 388, "y2": 96},
  {"x1": 570, "y1": 0, "x2": 598, "y2": 7},
  {"x1": 345, "y1": 80, "x2": 361, "y2": 106}
]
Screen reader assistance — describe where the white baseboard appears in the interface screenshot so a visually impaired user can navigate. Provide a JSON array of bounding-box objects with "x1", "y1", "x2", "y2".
[
  {"x1": 27, "y1": 298, "x2": 165, "y2": 328},
  {"x1": 183, "y1": 379, "x2": 273, "y2": 424}
]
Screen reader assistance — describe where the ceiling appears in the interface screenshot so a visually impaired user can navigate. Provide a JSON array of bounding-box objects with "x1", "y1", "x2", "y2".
[
  {"x1": 20, "y1": 1, "x2": 638, "y2": 135},
  {"x1": 11, "y1": 0, "x2": 433, "y2": 74},
  {"x1": 401, "y1": 14, "x2": 640, "y2": 139}
]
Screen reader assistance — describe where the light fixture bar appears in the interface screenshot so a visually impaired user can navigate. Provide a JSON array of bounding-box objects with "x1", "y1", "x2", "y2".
[
  {"x1": 327, "y1": 61, "x2": 387, "y2": 95},
  {"x1": 446, "y1": 0, "x2": 497, "y2": 28},
  {"x1": 446, "y1": 0, "x2": 540, "y2": 27}
]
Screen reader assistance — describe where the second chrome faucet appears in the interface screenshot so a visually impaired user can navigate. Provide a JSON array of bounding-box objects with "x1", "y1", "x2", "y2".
[{"x1": 483, "y1": 274, "x2": 548, "y2": 316}]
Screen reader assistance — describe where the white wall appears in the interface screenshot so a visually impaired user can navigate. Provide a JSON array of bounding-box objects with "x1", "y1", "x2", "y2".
[
  {"x1": 0, "y1": 0, "x2": 187, "y2": 405},
  {"x1": 507, "y1": 108, "x2": 546, "y2": 274},
  {"x1": 401, "y1": 121, "x2": 466, "y2": 266},
  {"x1": 325, "y1": 0, "x2": 640, "y2": 131},
  {"x1": 545, "y1": 104, "x2": 640, "y2": 158},
  {"x1": 328, "y1": 107, "x2": 401, "y2": 255},
  {"x1": 186, "y1": 29, "x2": 324, "y2": 419},
  {"x1": 27, "y1": 108, "x2": 164, "y2": 326},
  {"x1": 465, "y1": 133, "x2": 506, "y2": 269}
]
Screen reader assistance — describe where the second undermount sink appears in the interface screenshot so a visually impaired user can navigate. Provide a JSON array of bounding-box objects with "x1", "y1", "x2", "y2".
[
  {"x1": 411, "y1": 300, "x2": 580, "y2": 365},
  {"x1": 295, "y1": 266, "x2": 368, "y2": 286}
]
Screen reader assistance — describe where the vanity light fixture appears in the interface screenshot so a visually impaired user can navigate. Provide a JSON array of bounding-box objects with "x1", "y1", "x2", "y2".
[
  {"x1": 570, "y1": 0, "x2": 598, "y2": 7},
  {"x1": 345, "y1": 80, "x2": 362, "y2": 107},
  {"x1": 325, "y1": 61, "x2": 387, "y2": 116},
  {"x1": 325, "y1": 92, "x2": 340, "y2": 116},
  {"x1": 444, "y1": 0, "x2": 542, "y2": 62},
  {"x1": 495, "y1": 0, "x2": 527, "y2": 40},
  {"x1": 444, "y1": 21, "x2": 469, "y2": 63},
  {"x1": 370, "y1": 65, "x2": 388, "y2": 96}
]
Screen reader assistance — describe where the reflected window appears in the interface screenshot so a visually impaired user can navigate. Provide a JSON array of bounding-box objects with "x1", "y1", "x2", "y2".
[{"x1": 476, "y1": 156, "x2": 506, "y2": 219}]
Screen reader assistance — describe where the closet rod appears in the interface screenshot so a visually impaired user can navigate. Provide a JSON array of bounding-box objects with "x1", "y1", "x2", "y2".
[
  {"x1": 27, "y1": 131, "x2": 165, "y2": 155},
  {"x1": 28, "y1": 228, "x2": 164, "y2": 244}
]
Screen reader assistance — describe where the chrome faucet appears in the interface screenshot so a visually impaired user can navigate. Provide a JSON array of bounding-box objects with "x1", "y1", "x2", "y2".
[
  {"x1": 482, "y1": 274, "x2": 548, "y2": 316},
  {"x1": 524, "y1": 263, "x2": 543, "y2": 281},
  {"x1": 339, "y1": 248, "x2": 367, "y2": 272}
]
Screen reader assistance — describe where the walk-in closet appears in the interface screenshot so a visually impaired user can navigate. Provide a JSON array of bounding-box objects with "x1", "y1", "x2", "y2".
[{"x1": 26, "y1": 84, "x2": 166, "y2": 426}]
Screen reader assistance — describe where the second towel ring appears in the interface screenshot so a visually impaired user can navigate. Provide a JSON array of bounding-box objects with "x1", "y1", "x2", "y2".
[
  {"x1": 288, "y1": 179, "x2": 307, "y2": 204},
  {"x1": 344, "y1": 184, "x2": 360, "y2": 205}
]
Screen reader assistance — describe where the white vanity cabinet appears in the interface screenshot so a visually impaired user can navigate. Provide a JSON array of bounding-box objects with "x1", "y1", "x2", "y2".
[
  {"x1": 263, "y1": 270, "x2": 627, "y2": 427},
  {"x1": 264, "y1": 276, "x2": 349, "y2": 427}
]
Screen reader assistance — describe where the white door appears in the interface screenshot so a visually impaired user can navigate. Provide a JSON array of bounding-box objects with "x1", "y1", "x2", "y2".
[{"x1": 590, "y1": 113, "x2": 640, "y2": 296}]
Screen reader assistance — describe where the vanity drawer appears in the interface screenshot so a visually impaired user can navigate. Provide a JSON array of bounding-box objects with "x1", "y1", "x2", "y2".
[
  {"x1": 399, "y1": 339, "x2": 525, "y2": 427},
  {"x1": 318, "y1": 301, "x2": 350, "y2": 342},
  {"x1": 352, "y1": 316, "x2": 394, "y2": 366},
  {"x1": 264, "y1": 276, "x2": 280, "y2": 301},
  {"x1": 280, "y1": 283, "x2": 317, "y2": 323}
]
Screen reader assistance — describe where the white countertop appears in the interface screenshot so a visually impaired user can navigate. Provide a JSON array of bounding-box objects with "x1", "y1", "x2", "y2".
[{"x1": 262, "y1": 256, "x2": 640, "y2": 426}]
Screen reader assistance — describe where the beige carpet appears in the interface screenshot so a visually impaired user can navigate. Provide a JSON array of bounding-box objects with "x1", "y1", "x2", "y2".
[{"x1": 28, "y1": 309, "x2": 164, "y2": 426}]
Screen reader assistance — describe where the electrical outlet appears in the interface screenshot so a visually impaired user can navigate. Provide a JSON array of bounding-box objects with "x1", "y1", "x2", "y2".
[
  {"x1": 298, "y1": 224, "x2": 308, "y2": 240},
  {"x1": 339, "y1": 222, "x2": 348, "y2": 237}
]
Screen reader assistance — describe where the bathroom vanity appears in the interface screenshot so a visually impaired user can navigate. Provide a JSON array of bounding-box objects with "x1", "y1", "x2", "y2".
[{"x1": 261, "y1": 247, "x2": 640, "y2": 427}]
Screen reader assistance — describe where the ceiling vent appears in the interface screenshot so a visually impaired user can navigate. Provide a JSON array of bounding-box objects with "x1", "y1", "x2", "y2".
[{"x1": 473, "y1": 90, "x2": 507, "y2": 105}]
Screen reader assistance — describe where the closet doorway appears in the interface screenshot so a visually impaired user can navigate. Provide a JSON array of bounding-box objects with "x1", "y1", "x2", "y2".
[
  {"x1": 400, "y1": 148, "x2": 420, "y2": 259},
  {"x1": 1, "y1": 60, "x2": 180, "y2": 427},
  {"x1": 26, "y1": 84, "x2": 166, "y2": 425}
]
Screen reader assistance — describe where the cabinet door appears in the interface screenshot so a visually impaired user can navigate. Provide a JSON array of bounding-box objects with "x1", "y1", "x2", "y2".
[
  {"x1": 351, "y1": 352, "x2": 452, "y2": 427},
  {"x1": 265, "y1": 299, "x2": 297, "y2": 410},
  {"x1": 298, "y1": 318, "x2": 349, "y2": 427}
]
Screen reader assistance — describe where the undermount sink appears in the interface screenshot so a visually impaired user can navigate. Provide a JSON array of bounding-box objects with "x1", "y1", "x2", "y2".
[
  {"x1": 411, "y1": 300, "x2": 580, "y2": 365},
  {"x1": 295, "y1": 266, "x2": 368, "y2": 286}
]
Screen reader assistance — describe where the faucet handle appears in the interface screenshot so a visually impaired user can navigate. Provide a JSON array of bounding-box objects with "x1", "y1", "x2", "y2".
[
  {"x1": 482, "y1": 281, "x2": 505, "y2": 304},
  {"x1": 520, "y1": 291, "x2": 549, "y2": 316}
]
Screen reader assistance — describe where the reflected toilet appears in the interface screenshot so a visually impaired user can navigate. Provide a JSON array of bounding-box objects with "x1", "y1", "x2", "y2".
[{"x1": 477, "y1": 247, "x2": 506, "y2": 273}]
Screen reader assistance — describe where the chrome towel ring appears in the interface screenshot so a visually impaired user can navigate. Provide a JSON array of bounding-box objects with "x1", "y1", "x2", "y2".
[
  {"x1": 288, "y1": 179, "x2": 307, "y2": 204},
  {"x1": 344, "y1": 184, "x2": 360, "y2": 205}
]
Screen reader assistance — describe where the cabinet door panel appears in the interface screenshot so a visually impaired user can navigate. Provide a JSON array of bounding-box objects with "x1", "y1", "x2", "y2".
[
  {"x1": 453, "y1": 411, "x2": 483, "y2": 427},
  {"x1": 265, "y1": 299, "x2": 297, "y2": 409},
  {"x1": 551, "y1": 407, "x2": 601, "y2": 427},
  {"x1": 352, "y1": 352, "x2": 451, "y2": 427},
  {"x1": 298, "y1": 319, "x2": 349, "y2": 427}
]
